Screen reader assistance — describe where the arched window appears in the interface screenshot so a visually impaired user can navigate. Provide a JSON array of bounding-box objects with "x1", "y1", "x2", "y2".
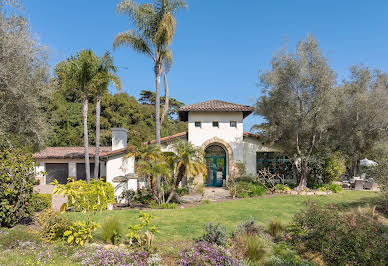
[{"x1": 205, "y1": 145, "x2": 226, "y2": 157}]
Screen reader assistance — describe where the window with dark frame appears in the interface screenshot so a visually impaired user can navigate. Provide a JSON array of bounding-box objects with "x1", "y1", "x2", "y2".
[
  {"x1": 195, "y1": 121, "x2": 201, "y2": 127},
  {"x1": 230, "y1": 121, "x2": 237, "y2": 127},
  {"x1": 45, "y1": 163, "x2": 69, "y2": 184},
  {"x1": 76, "y1": 163, "x2": 96, "y2": 180},
  {"x1": 212, "y1": 121, "x2": 219, "y2": 127}
]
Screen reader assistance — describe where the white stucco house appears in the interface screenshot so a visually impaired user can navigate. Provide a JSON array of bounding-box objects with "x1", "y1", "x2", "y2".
[{"x1": 34, "y1": 100, "x2": 291, "y2": 200}]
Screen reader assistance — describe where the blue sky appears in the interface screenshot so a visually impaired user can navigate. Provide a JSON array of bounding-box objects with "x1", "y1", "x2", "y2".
[{"x1": 23, "y1": 0, "x2": 388, "y2": 131}]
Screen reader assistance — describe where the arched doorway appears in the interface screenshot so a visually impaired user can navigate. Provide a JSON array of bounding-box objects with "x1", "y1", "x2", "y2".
[{"x1": 205, "y1": 144, "x2": 226, "y2": 187}]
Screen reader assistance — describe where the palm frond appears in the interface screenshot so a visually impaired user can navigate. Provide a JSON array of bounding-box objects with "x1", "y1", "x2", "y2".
[{"x1": 113, "y1": 30, "x2": 154, "y2": 59}]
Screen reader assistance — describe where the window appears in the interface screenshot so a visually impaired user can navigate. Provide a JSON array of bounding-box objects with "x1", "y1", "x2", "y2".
[
  {"x1": 256, "y1": 152, "x2": 292, "y2": 178},
  {"x1": 45, "y1": 163, "x2": 68, "y2": 184},
  {"x1": 212, "y1": 121, "x2": 219, "y2": 127},
  {"x1": 195, "y1": 121, "x2": 201, "y2": 127},
  {"x1": 76, "y1": 163, "x2": 96, "y2": 180},
  {"x1": 230, "y1": 121, "x2": 237, "y2": 127}
]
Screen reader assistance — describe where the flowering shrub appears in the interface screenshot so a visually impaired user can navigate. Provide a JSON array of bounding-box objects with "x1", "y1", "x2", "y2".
[
  {"x1": 126, "y1": 212, "x2": 159, "y2": 250},
  {"x1": 289, "y1": 203, "x2": 388, "y2": 265},
  {"x1": 63, "y1": 221, "x2": 98, "y2": 246},
  {"x1": 71, "y1": 246, "x2": 152, "y2": 266},
  {"x1": 314, "y1": 183, "x2": 342, "y2": 193},
  {"x1": 0, "y1": 149, "x2": 37, "y2": 227},
  {"x1": 178, "y1": 242, "x2": 241, "y2": 266},
  {"x1": 134, "y1": 188, "x2": 154, "y2": 204},
  {"x1": 274, "y1": 184, "x2": 291, "y2": 192}
]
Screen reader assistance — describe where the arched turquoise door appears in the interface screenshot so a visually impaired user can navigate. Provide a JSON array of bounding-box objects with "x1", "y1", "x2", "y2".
[{"x1": 205, "y1": 145, "x2": 226, "y2": 187}]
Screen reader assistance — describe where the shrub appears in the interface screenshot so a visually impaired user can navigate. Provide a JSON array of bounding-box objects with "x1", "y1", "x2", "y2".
[
  {"x1": 178, "y1": 242, "x2": 240, "y2": 266},
  {"x1": 267, "y1": 218, "x2": 285, "y2": 238},
  {"x1": 203, "y1": 199, "x2": 211, "y2": 204},
  {"x1": 119, "y1": 189, "x2": 136, "y2": 206},
  {"x1": 134, "y1": 188, "x2": 153, "y2": 204},
  {"x1": 35, "y1": 209, "x2": 71, "y2": 241},
  {"x1": 71, "y1": 246, "x2": 150, "y2": 266},
  {"x1": 289, "y1": 203, "x2": 388, "y2": 265},
  {"x1": 315, "y1": 183, "x2": 342, "y2": 193},
  {"x1": 31, "y1": 194, "x2": 52, "y2": 212},
  {"x1": 149, "y1": 202, "x2": 178, "y2": 209},
  {"x1": 234, "y1": 218, "x2": 265, "y2": 236},
  {"x1": 0, "y1": 225, "x2": 41, "y2": 249},
  {"x1": 245, "y1": 235, "x2": 270, "y2": 264},
  {"x1": 53, "y1": 178, "x2": 115, "y2": 213},
  {"x1": 270, "y1": 243, "x2": 314, "y2": 266},
  {"x1": 0, "y1": 149, "x2": 37, "y2": 227},
  {"x1": 322, "y1": 152, "x2": 346, "y2": 183},
  {"x1": 100, "y1": 216, "x2": 122, "y2": 245},
  {"x1": 235, "y1": 181, "x2": 266, "y2": 198},
  {"x1": 274, "y1": 184, "x2": 291, "y2": 192},
  {"x1": 126, "y1": 212, "x2": 159, "y2": 250},
  {"x1": 195, "y1": 223, "x2": 229, "y2": 247},
  {"x1": 63, "y1": 221, "x2": 98, "y2": 246}
]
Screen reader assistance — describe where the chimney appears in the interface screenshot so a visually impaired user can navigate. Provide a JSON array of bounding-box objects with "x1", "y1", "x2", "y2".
[{"x1": 111, "y1": 128, "x2": 128, "y2": 151}]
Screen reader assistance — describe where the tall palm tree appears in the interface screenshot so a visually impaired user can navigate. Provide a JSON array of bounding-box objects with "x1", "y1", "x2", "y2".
[
  {"x1": 92, "y1": 52, "x2": 121, "y2": 179},
  {"x1": 67, "y1": 50, "x2": 100, "y2": 183},
  {"x1": 113, "y1": 0, "x2": 186, "y2": 145},
  {"x1": 165, "y1": 141, "x2": 207, "y2": 203}
]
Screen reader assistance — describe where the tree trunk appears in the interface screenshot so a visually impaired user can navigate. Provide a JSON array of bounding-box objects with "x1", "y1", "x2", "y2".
[
  {"x1": 166, "y1": 164, "x2": 186, "y2": 204},
  {"x1": 154, "y1": 63, "x2": 161, "y2": 145},
  {"x1": 160, "y1": 72, "x2": 169, "y2": 124},
  {"x1": 94, "y1": 88, "x2": 101, "y2": 179},
  {"x1": 296, "y1": 160, "x2": 309, "y2": 191},
  {"x1": 83, "y1": 94, "x2": 91, "y2": 183}
]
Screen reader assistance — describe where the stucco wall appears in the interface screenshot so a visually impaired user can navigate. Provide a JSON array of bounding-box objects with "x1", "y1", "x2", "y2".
[{"x1": 188, "y1": 112, "x2": 244, "y2": 162}]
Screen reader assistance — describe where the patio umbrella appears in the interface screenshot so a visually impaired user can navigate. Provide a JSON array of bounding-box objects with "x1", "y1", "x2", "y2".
[{"x1": 360, "y1": 158, "x2": 378, "y2": 167}]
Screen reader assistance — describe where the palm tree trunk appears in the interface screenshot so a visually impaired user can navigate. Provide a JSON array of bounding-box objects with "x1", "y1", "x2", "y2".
[
  {"x1": 166, "y1": 165, "x2": 186, "y2": 203},
  {"x1": 154, "y1": 63, "x2": 161, "y2": 145},
  {"x1": 83, "y1": 93, "x2": 91, "y2": 183},
  {"x1": 160, "y1": 72, "x2": 169, "y2": 124},
  {"x1": 94, "y1": 88, "x2": 101, "y2": 180}
]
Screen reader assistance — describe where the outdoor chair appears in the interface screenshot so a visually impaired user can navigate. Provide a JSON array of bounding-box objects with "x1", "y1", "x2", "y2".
[
  {"x1": 354, "y1": 179, "x2": 365, "y2": 190},
  {"x1": 363, "y1": 178, "x2": 374, "y2": 190}
]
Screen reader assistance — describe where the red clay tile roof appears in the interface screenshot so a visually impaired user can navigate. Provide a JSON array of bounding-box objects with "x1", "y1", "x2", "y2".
[
  {"x1": 179, "y1": 100, "x2": 254, "y2": 121},
  {"x1": 33, "y1": 147, "x2": 112, "y2": 159},
  {"x1": 243, "y1": 132, "x2": 260, "y2": 139}
]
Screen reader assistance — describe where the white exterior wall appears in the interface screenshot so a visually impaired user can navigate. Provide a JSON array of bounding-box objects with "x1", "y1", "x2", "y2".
[
  {"x1": 106, "y1": 154, "x2": 136, "y2": 202},
  {"x1": 188, "y1": 112, "x2": 244, "y2": 162},
  {"x1": 34, "y1": 158, "x2": 107, "y2": 184}
]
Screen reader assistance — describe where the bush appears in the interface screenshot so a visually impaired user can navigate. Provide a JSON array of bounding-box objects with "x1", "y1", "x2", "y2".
[
  {"x1": 53, "y1": 178, "x2": 115, "y2": 212},
  {"x1": 134, "y1": 188, "x2": 154, "y2": 204},
  {"x1": 195, "y1": 223, "x2": 229, "y2": 247},
  {"x1": 270, "y1": 243, "x2": 314, "y2": 266},
  {"x1": 274, "y1": 184, "x2": 291, "y2": 192},
  {"x1": 235, "y1": 181, "x2": 266, "y2": 198},
  {"x1": 63, "y1": 221, "x2": 98, "y2": 246},
  {"x1": 267, "y1": 218, "x2": 285, "y2": 238},
  {"x1": 178, "y1": 242, "x2": 240, "y2": 266},
  {"x1": 234, "y1": 218, "x2": 265, "y2": 236},
  {"x1": 100, "y1": 216, "x2": 122, "y2": 245},
  {"x1": 314, "y1": 183, "x2": 342, "y2": 193},
  {"x1": 245, "y1": 235, "x2": 270, "y2": 264},
  {"x1": 289, "y1": 203, "x2": 388, "y2": 265},
  {"x1": 35, "y1": 209, "x2": 71, "y2": 241},
  {"x1": 322, "y1": 152, "x2": 346, "y2": 183},
  {"x1": 0, "y1": 149, "x2": 37, "y2": 227},
  {"x1": 126, "y1": 212, "x2": 159, "y2": 250},
  {"x1": 31, "y1": 194, "x2": 52, "y2": 212}
]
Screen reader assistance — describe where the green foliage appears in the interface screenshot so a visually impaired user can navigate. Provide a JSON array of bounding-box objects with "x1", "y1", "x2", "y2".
[
  {"x1": 31, "y1": 194, "x2": 52, "y2": 212},
  {"x1": 270, "y1": 243, "x2": 314, "y2": 266},
  {"x1": 234, "y1": 218, "x2": 265, "y2": 236},
  {"x1": 0, "y1": 225, "x2": 41, "y2": 249},
  {"x1": 315, "y1": 183, "x2": 343, "y2": 193},
  {"x1": 63, "y1": 221, "x2": 98, "y2": 246},
  {"x1": 0, "y1": 149, "x2": 36, "y2": 227},
  {"x1": 235, "y1": 181, "x2": 266, "y2": 198},
  {"x1": 195, "y1": 223, "x2": 229, "y2": 247},
  {"x1": 134, "y1": 188, "x2": 154, "y2": 204},
  {"x1": 267, "y1": 218, "x2": 285, "y2": 238},
  {"x1": 126, "y1": 212, "x2": 159, "y2": 250},
  {"x1": 274, "y1": 184, "x2": 291, "y2": 192},
  {"x1": 290, "y1": 203, "x2": 388, "y2": 265},
  {"x1": 149, "y1": 202, "x2": 178, "y2": 209},
  {"x1": 203, "y1": 199, "x2": 211, "y2": 204},
  {"x1": 245, "y1": 235, "x2": 270, "y2": 264},
  {"x1": 35, "y1": 209, "x2": 71, "y2": 242},
  {"x1": 100, "y1": 216, "x2": 123, "y2": 245},
  {"x1": 322, "y1": 152, "x2": 346, "y2": 183},
  {"x1": 53, "y1": 178, "x2": 114, "y2": 213}
]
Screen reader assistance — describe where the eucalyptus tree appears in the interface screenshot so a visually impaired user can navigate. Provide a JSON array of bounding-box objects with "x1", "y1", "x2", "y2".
[
  {"x1": 91, "y1": 52, "x2": 121, "y2": 179},
  {"x1": 113, "y1": 0, "x2": 187, "y2": 145},
  {"x1": 65, "y1": 50, "x2": 100, "y2": 183},
  {"x1": 255, "y1": 36, "x2": 336, "y2": 190},
  {"x1": 331, "y1": 66, "x2": 388, "y2": 176}
]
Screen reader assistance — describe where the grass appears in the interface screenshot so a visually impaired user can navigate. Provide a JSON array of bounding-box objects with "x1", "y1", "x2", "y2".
[{"x1": 67, "y1": 191, "x2": 382, "y2": 242}]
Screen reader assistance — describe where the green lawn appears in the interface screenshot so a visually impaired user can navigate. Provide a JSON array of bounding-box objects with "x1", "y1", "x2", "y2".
[{"x1": 68, "y1": 191, "x2": 382, "y2": 242}]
